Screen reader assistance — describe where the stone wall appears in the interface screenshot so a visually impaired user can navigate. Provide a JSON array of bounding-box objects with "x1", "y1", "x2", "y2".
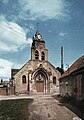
[
  {"x1": 59, "y1": 76, "x2": 75, "y2": 96},
  {"x1": 0, "y1": 87, "x2": 7, "y2": 95},
  {"x1": 14, "y1": 60, "x2": 61, "y2": 94},
  {"x1": 59, "y1": 73, "x2": 84, "y2": 100},
  {"x1": 0, "y1": 86, "x2": 15, "y2": 95}
]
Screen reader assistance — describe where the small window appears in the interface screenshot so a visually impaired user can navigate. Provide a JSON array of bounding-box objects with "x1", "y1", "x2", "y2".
[
  {"x1": 22, "y1": 75, "x2": 26, "y2": 83},
  {"x1": 41, "y1": 51, "x2": 45, "y2": 60},
  {"x1": 53, "y1": 76, "x2": 56, "y2": 84},
  {"x1": 35, "y1": 50, "x2": 39, "y2": 59}
]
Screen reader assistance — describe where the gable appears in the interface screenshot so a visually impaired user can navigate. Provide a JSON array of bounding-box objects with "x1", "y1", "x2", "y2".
[{"x1": 60, "y1": 55, "x2": 84, "y2": 79}]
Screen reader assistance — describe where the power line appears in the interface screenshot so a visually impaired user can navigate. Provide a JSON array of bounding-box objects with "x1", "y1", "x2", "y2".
[
  {"x1": 0, "y1": 18, "x2": 25, "y2": 33},
  {"x1": 0, "y1": 18, "x2": 27, "y2": 36},
  {"x1": 0, "y1": 25, "x2": 26, "y2": 36}
]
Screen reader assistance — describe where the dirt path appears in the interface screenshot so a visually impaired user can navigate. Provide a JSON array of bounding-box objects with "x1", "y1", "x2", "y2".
[{"x1": 28, "y1": 94, "x2": 81, "y2": 120}]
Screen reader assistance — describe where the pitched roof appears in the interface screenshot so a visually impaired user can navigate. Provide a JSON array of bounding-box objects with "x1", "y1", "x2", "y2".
[
  {"x1": 11, "y1": 69, "x2": 20, "y2": 78},
  {"x1": 60, "y1": 55, "x2": 84, "y2": 79}
]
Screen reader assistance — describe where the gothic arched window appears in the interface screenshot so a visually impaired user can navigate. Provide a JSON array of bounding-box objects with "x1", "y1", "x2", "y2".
[
  {"x1": 22, "y1": 75, "x2": 26, "y2": 83},
  {"x1": 41, "y1": 51, "x2": 45, "y2": 60},
  {"x1": 35, "y1": 50, "x2": 39, "y2": 60},
  {"x1": 53, "y1": 76, "x2": 56, "y2": 84}
]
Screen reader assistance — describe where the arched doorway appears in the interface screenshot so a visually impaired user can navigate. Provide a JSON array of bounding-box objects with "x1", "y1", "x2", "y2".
[
  {"x1": 35, "y1": 74, "x2": 44, "y2": 92},
  {"x1": 33, "y1": 69, "x2": 48, "y2": 92}
]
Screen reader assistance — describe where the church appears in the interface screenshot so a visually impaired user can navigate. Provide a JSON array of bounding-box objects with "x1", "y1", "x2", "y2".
[{"x1": 11, "y1": 31, "x2": 61, "y2": 94}]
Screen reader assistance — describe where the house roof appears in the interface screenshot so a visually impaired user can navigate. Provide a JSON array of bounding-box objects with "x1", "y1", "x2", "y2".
[
  {"x1": 11, "y1": 69, "x2": 20, "y2": 78},
  {"x1": 60, "y1": 55, "x2": 84, "y2": 79}
]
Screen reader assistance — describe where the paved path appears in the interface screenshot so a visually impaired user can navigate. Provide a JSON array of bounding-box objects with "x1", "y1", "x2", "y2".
[
  {"x1": 0, "y1": 94, "x2": 82, "y2": 120},
  {"x1": 0, "y1": 94, "x2": 33, "y2": 100},
  {"x1": 28, "y1": 94, "x2": 81, "y2": 120}
]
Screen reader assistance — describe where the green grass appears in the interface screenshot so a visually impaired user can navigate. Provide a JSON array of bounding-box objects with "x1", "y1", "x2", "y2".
[{"x1": 0, "y1": 98, "x2": 33, "y2": 120}]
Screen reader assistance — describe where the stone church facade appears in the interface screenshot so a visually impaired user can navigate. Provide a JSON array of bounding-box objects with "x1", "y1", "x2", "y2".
[{"x1": 11, "y1": 31, "x2": 61, "y2": 94}]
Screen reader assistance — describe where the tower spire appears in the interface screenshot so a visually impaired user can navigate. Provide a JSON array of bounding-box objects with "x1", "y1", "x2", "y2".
[{"x1": 36, "y1": 23, "x2": 39, "y2": 32}]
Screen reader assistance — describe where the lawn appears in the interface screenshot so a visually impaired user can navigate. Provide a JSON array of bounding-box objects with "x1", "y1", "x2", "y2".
[{"x1": 0, "y1": 98, "x2": 33, "y2": 120}]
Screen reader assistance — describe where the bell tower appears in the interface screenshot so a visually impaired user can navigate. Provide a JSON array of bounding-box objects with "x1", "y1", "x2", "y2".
[{"x1": 31, "y1": 31, "x2": 48, "y2": 61}]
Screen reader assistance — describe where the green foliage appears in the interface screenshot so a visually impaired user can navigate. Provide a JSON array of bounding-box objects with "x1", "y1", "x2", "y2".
[{"x1": 0, "y1": 98, "x2": 33, "y2": 120}]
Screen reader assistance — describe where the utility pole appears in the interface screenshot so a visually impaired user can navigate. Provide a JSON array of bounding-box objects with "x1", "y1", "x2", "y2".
[{"x1": 61, "y1": 46, "x2": 64, "y2": 69}]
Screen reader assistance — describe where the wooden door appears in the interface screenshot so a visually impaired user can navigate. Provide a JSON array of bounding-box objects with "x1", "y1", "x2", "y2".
[{"x1": 36, "y1": 81, "x2": 44, "y2": 92}]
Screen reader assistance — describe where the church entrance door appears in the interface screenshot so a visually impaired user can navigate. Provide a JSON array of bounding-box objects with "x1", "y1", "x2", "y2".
[
  {"x1": 35, "y1": 74, "x2": 45, "y2": 92},
  {"x1": 36, "y1": 81, "x2": 44, "y2": 92},
  {"x1": 34, "y1": 69, "x2": 48, "y2": 93}
]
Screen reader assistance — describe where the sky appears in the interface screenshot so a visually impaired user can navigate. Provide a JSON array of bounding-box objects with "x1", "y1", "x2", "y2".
[{"x1": 0, "y1": 0, "x2": 84, "y2": 80}]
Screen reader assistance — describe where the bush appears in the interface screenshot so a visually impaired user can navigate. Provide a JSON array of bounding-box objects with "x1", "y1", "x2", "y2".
[
  {"x1": 60, "y1": 93, "x2": 77, "y2": 104},
  {"x1": 57, "y1": 94, "x2": 61, "y2": 98}
]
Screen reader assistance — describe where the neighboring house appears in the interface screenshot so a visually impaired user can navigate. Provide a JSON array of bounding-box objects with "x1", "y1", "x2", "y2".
[
  {"x1": 11, "y1": 31, "x2": 61, "y2": 94},
  {"x1": 59, "y1": 55, "x2": 84, "y2": 100}
]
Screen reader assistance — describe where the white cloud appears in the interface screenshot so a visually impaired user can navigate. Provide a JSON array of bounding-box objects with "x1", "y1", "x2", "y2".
[
  {"x1": 0, "y1": 58, "x2": 22, "y2": 79},
  {"x1": 0, "y1": 58, "x2": 13, "y2": 79},
  {"x1": 29, "y1": 23, "x2": 35, "y2": 31},
  {"x1": 58, "y1": 32, "x2": 67, "y2": 37},
  {"x1": 18, "y1": 0, "x2": 70, "y2": 21},
  {"x1": 0, "y1": 15, "x2": 32, "y2": 53},
  {"x1": 27, "y1": 38, "x2": 32, "y2": 47}
]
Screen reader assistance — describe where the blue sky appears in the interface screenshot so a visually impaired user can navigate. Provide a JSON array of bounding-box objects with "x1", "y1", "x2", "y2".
[{"x1": 0, "y1": 0, "x2": 84, "y2": 79}]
